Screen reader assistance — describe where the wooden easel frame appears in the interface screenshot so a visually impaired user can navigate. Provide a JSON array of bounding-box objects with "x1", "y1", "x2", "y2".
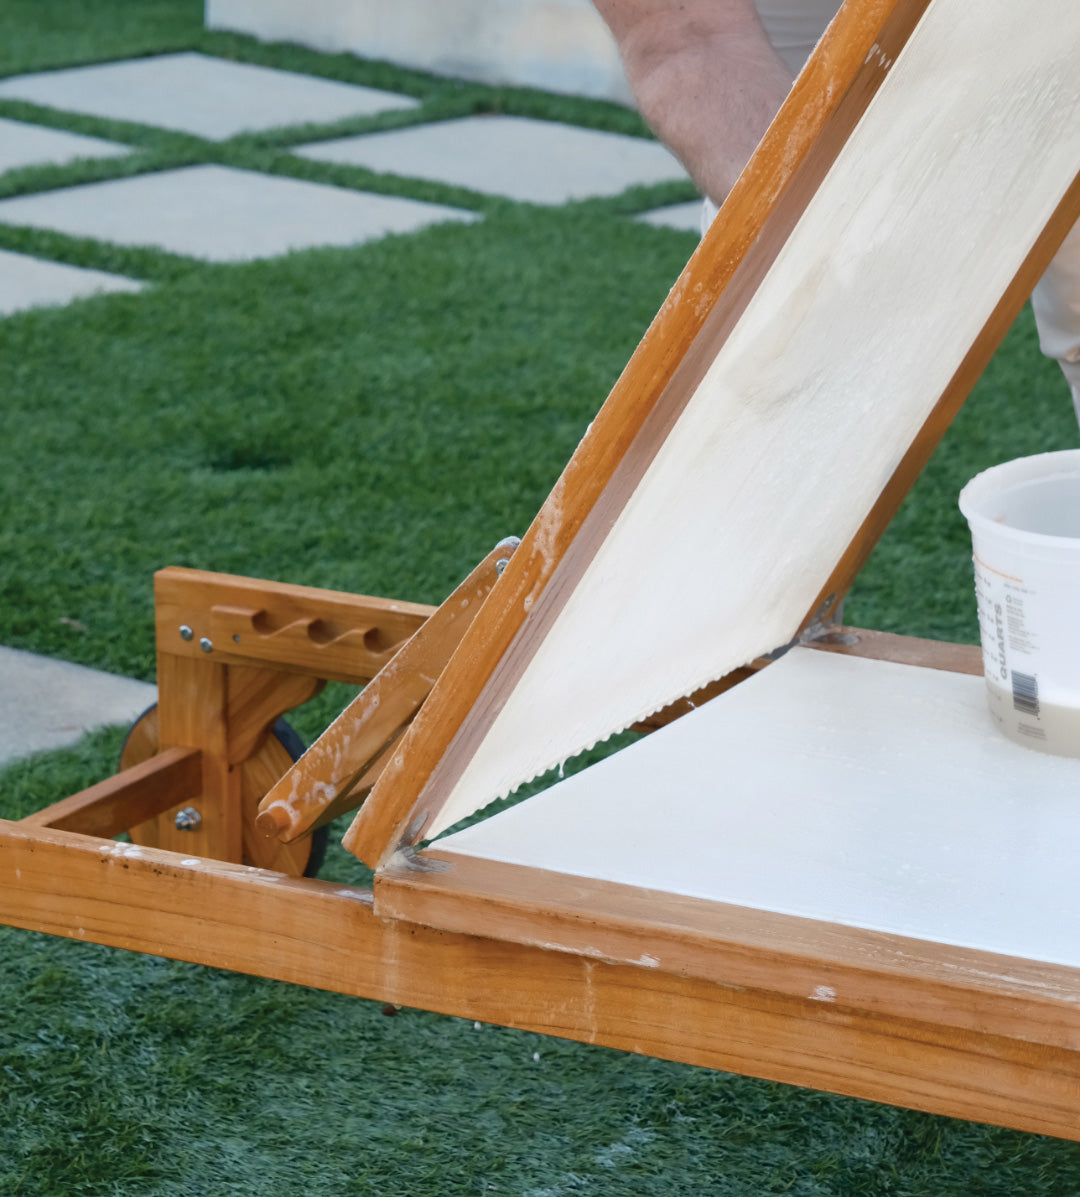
[
  {"x1": 3, "y1": 619, "x2": 1080, "y2": 1140},
  {"x1": 338, "y1": 0, "x2": 1080, "y2": 867},
  {"x1": 3, "y1": 0, "x2": 1080, "y2": 1143}
]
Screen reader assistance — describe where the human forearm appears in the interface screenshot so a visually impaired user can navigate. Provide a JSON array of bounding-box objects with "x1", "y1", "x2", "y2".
[{"x1": 594, "y1": 0, "x2": 794, "y2": 203}]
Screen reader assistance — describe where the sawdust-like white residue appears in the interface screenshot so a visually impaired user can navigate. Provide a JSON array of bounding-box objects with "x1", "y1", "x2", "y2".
[{"x1": 310, "y1": 780, "x2": 339, "y2": 804}]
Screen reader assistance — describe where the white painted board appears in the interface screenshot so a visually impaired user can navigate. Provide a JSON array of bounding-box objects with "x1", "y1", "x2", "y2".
[
  {"x1": 427, "y1": 0, "x2": 1080, "y2": 836},
  {"x1": 438, "y1": 650, "x2": 1080, "y2": 968}
]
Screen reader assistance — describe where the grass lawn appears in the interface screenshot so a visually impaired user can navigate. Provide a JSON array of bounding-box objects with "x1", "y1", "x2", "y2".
[{"x1": 2, "y1": 3, "x2": 1080, "y2": 1194}]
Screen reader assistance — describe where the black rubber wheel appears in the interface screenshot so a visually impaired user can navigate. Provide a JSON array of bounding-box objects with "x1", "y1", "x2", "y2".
[{"x1": 268, "y1": 717, "x2": 329, "y2": 879}]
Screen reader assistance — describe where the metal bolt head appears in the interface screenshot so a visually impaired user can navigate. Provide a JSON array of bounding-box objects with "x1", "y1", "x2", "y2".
[
  {"x1": 199, "y1": 637, "x2": 213, "y2": 653},
  {"x1": 174, "y1": 806, "x2": 202, "y2": 831},
  {"x1": 495, "y1": 557, "x2": 511, "y2": 576},
  {"x1": 179, "y1": 625, "x2": 194, "y2": 642}
]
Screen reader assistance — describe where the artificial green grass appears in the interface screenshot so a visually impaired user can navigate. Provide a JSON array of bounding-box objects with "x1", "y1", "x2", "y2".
[{"x1": 2, "y1": 2, "x2": 1080, "y2": 1194}]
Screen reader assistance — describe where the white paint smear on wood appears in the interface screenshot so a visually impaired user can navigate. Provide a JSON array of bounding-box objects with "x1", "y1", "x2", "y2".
[
  {"x1": 439, "y1": 650, "x2": 1080, "y2": 968},
  {"x1": 428, "y1": 0, "x2": 1080, "y2": 836}
]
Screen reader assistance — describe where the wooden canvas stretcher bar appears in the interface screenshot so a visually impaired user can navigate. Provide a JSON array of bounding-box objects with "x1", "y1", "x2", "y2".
[{"x1": 3, "y1": 0, "x2": 1080, "y2": 1147}]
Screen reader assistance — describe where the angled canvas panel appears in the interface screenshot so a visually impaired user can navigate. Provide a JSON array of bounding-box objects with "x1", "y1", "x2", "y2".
[{"x1": 346, "y1": 0, "x2": 1080, "y2": 865}]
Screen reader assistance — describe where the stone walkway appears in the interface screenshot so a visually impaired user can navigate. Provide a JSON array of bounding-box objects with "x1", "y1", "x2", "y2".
[{"x1": 0, "y1": 49, "x2": 699, "y2": 766}]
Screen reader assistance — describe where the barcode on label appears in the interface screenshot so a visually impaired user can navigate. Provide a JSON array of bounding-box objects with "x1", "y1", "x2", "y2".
[{"x1": 1011, "y1": 670, "x2": 1040, "y2": 718}]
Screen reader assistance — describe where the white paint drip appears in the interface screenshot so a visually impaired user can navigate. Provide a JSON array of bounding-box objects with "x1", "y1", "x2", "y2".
[
  {"x1": 809, "y1": 984, "x2": 837, "y2": 1003},
  {"x1": 109, "y1": 842, "x2": 146, "y2": 860}
]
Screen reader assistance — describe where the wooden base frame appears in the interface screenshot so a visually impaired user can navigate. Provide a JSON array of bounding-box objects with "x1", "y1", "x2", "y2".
[
  {"x1": 2, "y1": 594, "x2": 1079, "y2": 1142},
  {"x1": 5, "y1": 0, "x2": 1080, "y2": 1151}
]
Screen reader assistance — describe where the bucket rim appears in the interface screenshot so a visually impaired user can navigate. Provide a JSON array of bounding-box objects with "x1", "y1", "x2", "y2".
[{"x1": 958, "y1": 449, "x2": 1080, "y2": 549}]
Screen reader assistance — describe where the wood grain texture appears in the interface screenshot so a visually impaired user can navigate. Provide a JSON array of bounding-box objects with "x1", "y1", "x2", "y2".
[
  {"x1": 2, "y1": 817, "x2": 1079, "y2": 1141},
  {"x1": 224, "y1": 664, "x2": 324, "y2": 767},
  {"x1": 376, "y1": 849, "x2": 1080, "y2": 1053},
  {"x1": 154, "y1": 567, "x2": 433, "y2": 685},
  {"x1": 20, "y1": 747, "x2": 201, "y2": 838},
  {"x1": 122, "y1": 666, "x2": 323, "y2": 875},
  {"x1": 149, "y1": 651, "x2": 240, "y2": 861},
  {"x1": 805, "y1": 626, "x2": 983, "y2": 675},
  {"x1": 238, "y1": 732, "x2": 322, "y2": 875}
]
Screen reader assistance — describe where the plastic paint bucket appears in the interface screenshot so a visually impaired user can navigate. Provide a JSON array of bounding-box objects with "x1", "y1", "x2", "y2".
[{"x1": 958, "y1": 450, "x2": 1080, "y2": 757}]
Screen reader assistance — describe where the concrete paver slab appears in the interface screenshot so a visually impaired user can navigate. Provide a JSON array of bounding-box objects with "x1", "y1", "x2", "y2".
[
  {"x1": 0, "y1": 52, "x2": 418, "y2": 141},
  {"x1": 0, "y1": 249, "x2": 142, "y2": 317},
  {"x1": 0, "y1": 646, "x2": 156, "y2": 768},
  {"x1": 637, "y1": 200, "x2": 704, "y2": 234},
  {"x1": 0, "y1": 116, "x2": 129, "y2": 175},
  {"x1": 0, "y1": 165, "x2": 478, "y2": 261},
  {"x1": 294, "y1": 115, "x2": 688, "y2": 204}
]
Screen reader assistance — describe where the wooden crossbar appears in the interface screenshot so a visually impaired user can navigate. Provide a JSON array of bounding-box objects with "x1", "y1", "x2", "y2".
[{"x1": 21, "y1": 747, "x2": 202, "y2": 839}]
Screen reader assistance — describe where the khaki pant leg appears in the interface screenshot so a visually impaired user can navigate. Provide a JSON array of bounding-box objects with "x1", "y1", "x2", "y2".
[{"x1": 1031, "y1": 217, "x2": 1080, "y2": 424}]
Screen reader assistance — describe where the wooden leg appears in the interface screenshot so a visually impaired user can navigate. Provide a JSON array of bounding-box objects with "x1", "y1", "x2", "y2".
[{"x1": 126, "y1": 654, "x2": 323, "y2": 874}]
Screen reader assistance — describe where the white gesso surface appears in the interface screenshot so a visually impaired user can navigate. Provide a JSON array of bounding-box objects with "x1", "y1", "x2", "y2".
[
  {"x1": 438, "y1": 649, "x2": 1080, "y2": 967},
  {"x1": 0, "y1": 166, "x2": 478, "y2": 262},
  {"x1": 0, "y1": 53, "x2": 417, "y2": 140},
  {"x1": 426, "y1": 0, "x2": 1080, "y2": 836}
]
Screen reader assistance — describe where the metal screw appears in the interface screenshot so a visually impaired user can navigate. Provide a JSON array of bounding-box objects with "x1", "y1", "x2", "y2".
[
  {"x1": 174, "y1": 806, "x2": 202, "y2": 831},
  {"x1": 495, "y1": 557, "x2": 511, "y2": 576},
  {"x1": 199, "y1": 637, "x2": 213, "y2": 653},
  {"x1": 179, "y1": 625, "x2": 194, "y2": 642}
]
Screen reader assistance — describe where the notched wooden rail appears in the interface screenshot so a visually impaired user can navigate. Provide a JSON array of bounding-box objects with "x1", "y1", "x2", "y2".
[{"x1": 154, "y1": 567, "x2": 434, "y2": 685}]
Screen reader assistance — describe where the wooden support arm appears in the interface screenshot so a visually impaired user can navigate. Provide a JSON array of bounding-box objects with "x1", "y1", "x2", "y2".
[{"x1": 257, "y1": 539, "x2": 520, "y2": 845}]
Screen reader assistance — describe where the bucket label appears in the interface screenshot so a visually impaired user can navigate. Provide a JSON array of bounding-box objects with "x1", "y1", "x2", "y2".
[
  {"x1": 972, "y1": 558, "x2": 1045, "y2": 742},
  {"x1": 973, "y1": 560, "x2": 1038, "y2": 680},
  {"x1": 971, "y1": 558, "x2": 1080, "y2": 756},
  {"x1": 959, "y1": 450, "x2": 1080, "y2": 759}
]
